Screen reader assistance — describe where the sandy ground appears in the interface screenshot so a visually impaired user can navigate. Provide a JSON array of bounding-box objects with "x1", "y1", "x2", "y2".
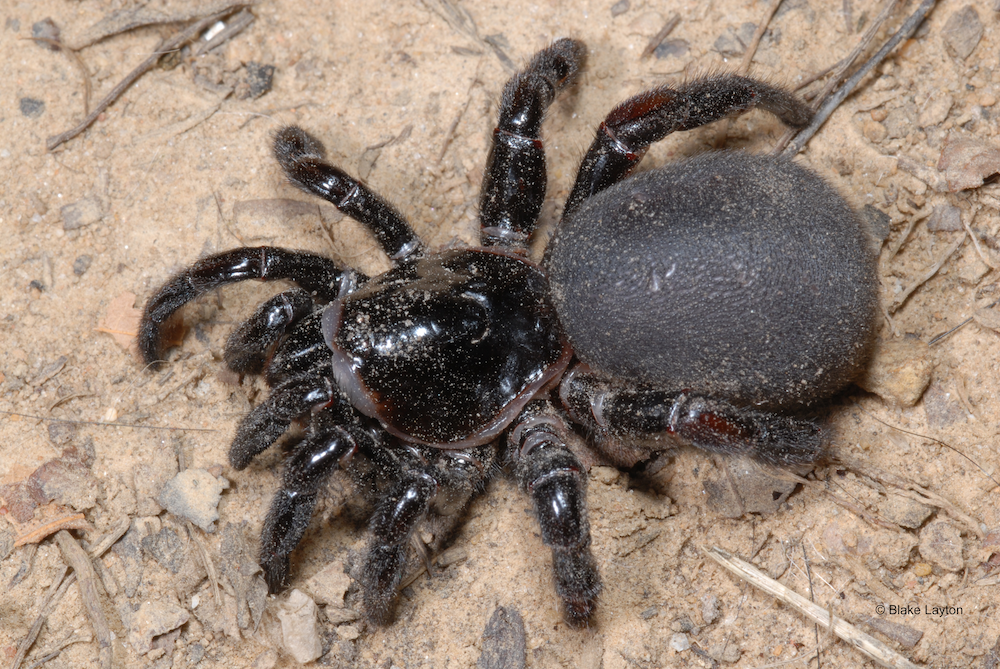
[{"x1": 2, "y1": 0, "x2": 1000, "y2": 667}]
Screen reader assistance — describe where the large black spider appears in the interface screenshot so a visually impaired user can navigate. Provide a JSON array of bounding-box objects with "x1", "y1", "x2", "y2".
[{"x1": 138, "y1": 39, "x2": 878, "y2": 626}]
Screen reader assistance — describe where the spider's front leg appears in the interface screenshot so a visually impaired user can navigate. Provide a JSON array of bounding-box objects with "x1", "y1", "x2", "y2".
[
  {"x1": 479, "y1": 37, "x2": 586, "y2": 250},
  {"x1": 560, "y1": 367, "x2": 825, "y2": 468},
  {"x1": 139, "y1": 247, "x2": 351, "y2": 367},
  {"x1": 509, "y1": 401, "x2": 601, "y2": 626},
  {"x1": 258, "y1": 399, "x2": 372, "y2": 591},
  {"x1": 273, "y1": 126, "x2": 424, "y2": 262},
  {"x1": 355, "y1": 443, "x2": 491, "y2": 624}
]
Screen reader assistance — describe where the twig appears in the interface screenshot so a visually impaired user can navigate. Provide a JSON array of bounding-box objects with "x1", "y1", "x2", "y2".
[
  {"x1": 190, "y1": 526, "x2": 222, "y2": 609},
  {"x1": 885, "y1": 207, "x2": 931, "y2": 262},
  {"x1": 781, "y1": 0, "x2": 937, "y2": 156},
  {"x1": 13, "y1": 513, "x2": 89, "y2": 548},
  {"x1": 960, "y1": 204, "x2": 995, "y2": 268},
  {"x1": 46, "y1": 4, "x2": 249, "y2": 151},
  {"x1": 0, "y1": 409, "x2": 217, "y2": 432},
  {"x1": 928, "y1": 296, "x2": 1000, "y2": 345},
  {"x1": 54, "y1": 531, "x2": 113, "y2": 669},
  {"x1": 888, "y1": 230, "x2": 967, "y2": 313},
  {"x1": 8, "y1": 567, "x2": 74, "y2": 669},
  {"x1": 86, "y1": 516, "x2": 132, "y2": 558},
  {"x1": 639, "y1": 13, "x2": 680, "y2": 60},
  {"x1": 24, "y1": 633, "x2": 93, "y2": 669},
  {"x1": 703, "y1": 546, "x2": 921, "y2": 669},
  {"x1": 24, "y1": 37, "x2": 92, "y2": 115}
]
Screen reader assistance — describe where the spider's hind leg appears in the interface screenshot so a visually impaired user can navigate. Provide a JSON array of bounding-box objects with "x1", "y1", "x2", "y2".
[
  {"x1": 563, "y1": 74, "x2": 813, "y2": 215},
  {"x1": 560, "y1": 368, "x2": 825, "y2": 468}
]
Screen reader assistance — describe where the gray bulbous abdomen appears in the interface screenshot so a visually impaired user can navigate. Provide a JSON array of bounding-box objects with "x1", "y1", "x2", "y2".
[{"x1": 546, "y1": 152, "x2": 879, "y2": 410}]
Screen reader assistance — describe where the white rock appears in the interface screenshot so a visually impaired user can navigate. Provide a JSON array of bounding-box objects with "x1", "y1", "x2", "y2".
[{"x1": 277, "y1": 589, "x2": 323, "y2": 663}]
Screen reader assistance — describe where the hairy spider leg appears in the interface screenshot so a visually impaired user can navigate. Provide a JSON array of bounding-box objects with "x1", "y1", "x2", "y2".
[
  {"x1": 479, "y1": 38, "x2": 586, "y2": 251},
  {"x1": 258, "y1": 402, "x2": 368, "y2": 592},
  {"x1": 139, "y1": 247, "x2": 349, "y2": 367},
  {"x1": 263, "y1": 309, "x2": 332, "y2": 387},
  {"x1": 273, "y1": 126, "x2": 425, "y2": 262},
  {"x1": 355, "y1": 443, "x2": 493, "y2": 624},
  {"x1": 563, "y1": 74, "x2": 814, "y2": 216},
  {"x1": 229, "y1": 364, "x2": 339, "y2": 470},
  {"x1": 225, "y1": 288, "x2": 315, "y2": 375},
  {"x1": 510, "y1": 401, "x2": 601, "y2": 626},
  {"x1": 560, "y1": 369, "x2": 824, "y2": 468}
]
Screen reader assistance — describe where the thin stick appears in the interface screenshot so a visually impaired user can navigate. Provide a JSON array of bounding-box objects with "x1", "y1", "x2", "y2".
[
  {"x1": 46, "y1": 4, "x2": 248, "y2": 151},
  {"x1": 781, "y1": 0, "x2": 937, "y2": 156},
  {"x1": 639, "y1": 13, "x2": 680, "y2": 60},
  {"x1": 702, "y1": 546, "x2": 921, "y2": 669},
  {"x1": 889, "y1": 230, "x2": 966, "y2": 313},
  {"x1": 0, "y1": 409, "x2": 217, "y2": 432},
  {"x1": 8, "y1": 567, "x2": 75, "y2": 669},
  {"x1": 86, "y1": 516, "x2": 132, "y2": 558},
  {"x1": 24, "y1": 38, "x2": 93, "y2": 115},
  {"x1": 54, "y1": 531, "x2": 113, "y2": 669},
  {"x1": 960, "y1": 204, "x2": 994, "y2": 268},
  {"x1": 24, "y1": 633, "x2": 92, "y2": 669}
]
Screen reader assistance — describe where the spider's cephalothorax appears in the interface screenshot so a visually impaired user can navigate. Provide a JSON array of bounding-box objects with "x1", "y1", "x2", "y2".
[{"x1": 138, "y1": 38, "x2": 877, "y2": 626}]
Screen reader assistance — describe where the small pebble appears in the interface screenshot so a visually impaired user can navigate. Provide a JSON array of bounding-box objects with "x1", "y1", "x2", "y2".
[
  {"x1": 610, "y1": 0, "x2": 630, "y2": 17},
  {"x1": 941, "y1": 5, "x2": 982, "y2": 60},
  {"x1": 701, "y1": 594, "x2": 719, "y2": 624},
  {"x1": 277, "y1": 590, "x2": 323, "y2": 664},
  {"x1": 61, "y1": 197, "x2": 103, "y2": 230},
  {"x1": 157, "y1": 468, "x2": 227, "y2": 532},
  {"x1": 244, "y1": 62, "x2": 275, "y2": 99},
  {"x1": 73, "y1": 255, "x2": 93, "y2": 276},
  {"x1": 856, "y1": 338, "x2": 933, "y2": 407},
  {"x1": 670, "y1": 633, "x2": 690, "y2": 652},
  {"x1": 862, "y1": 120, "x2": 887, "y2": 143},
  {"x1": 19, "y1": 98, "x2": 45, "y2": 119}
]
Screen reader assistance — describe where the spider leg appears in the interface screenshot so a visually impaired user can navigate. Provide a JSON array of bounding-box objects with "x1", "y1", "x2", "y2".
[
  {"x1": 361, "y1": 448, "x2": 438, "y2": 625},
  {"x1": 560, "y1": 367, "x2": 824, "y2": 468},
  {"x1": 229, "y1": 366, "x2": 337, "y2": 470},
  {"x1": 264, "y1": 309, "x2": 331, "y2": 387},
  {"x1": 479, "y1": 38, "x2": 586, "y2": 250},
  {"x1": 273, "y1": 126, "x2": 424, "y2": 262},
  {"x1": 510, "y1": 401, "x2": 601, "y2": 626},
  {"x1": 259, "y1": 401, "x2": 369, "y2": 592},
  {"x1": 139, "y1": 246, "x2": 355, "y2": 367},
  {"x1": 224, "y1": 288, "x2": 315, "y2": 375},
  {"x1": 563, "y1": 74, "x2": 813, "y2": 215}
]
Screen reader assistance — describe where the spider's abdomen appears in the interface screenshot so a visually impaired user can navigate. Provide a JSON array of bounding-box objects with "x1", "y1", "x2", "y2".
[
  {"x1": 546, "y1": 152, "x2": 878, "y2": 410},
  {"x1": 325, "y1": 248, "x2": 571, "y2": 446}
]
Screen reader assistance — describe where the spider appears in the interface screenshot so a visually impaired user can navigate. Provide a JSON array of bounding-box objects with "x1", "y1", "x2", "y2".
[{"x1": 138, "y1": 38, "x2": 878, "y2": 627}]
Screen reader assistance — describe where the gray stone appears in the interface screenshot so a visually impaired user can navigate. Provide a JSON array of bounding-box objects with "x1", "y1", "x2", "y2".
[
  {"x1": 157, "y1": 469, "x2": 227, "y2": 532},
  {"x1": 277, "y1": 589, "x2": 323, "y2": 664},
  {"x1": 880, "y1": 494, "x2": 933, "y2": 530},
  {"x1": 128, "y1": 600, "x2": 190, "y2": 655},
  {"x1": 942, "y1": 6, "x2": 982, "y2": 60}
]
